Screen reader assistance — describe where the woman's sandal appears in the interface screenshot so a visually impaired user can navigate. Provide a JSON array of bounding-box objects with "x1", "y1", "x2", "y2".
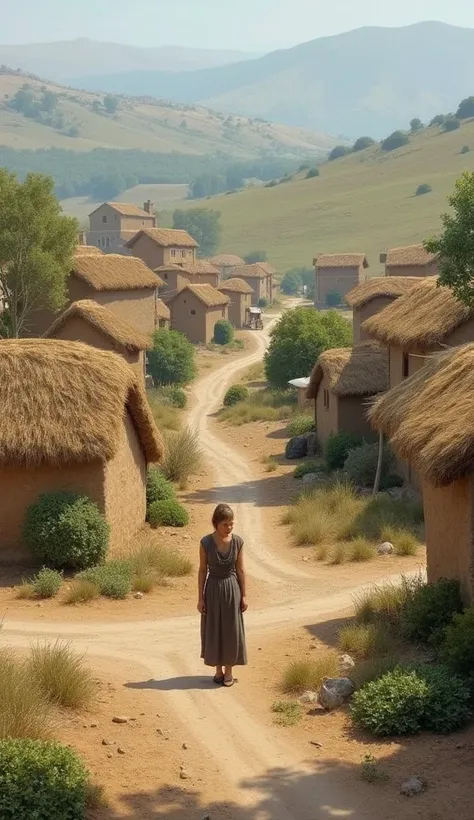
[
  {"x1": 223, "y1": 677, "x2": 234, "y2": 687},
  {"x1": 213, "y1": 675, "x2": 224, "y2": 685}
]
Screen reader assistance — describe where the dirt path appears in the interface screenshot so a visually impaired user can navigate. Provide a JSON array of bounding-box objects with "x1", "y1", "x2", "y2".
[{"x1": 1, "y1": 316, "x2": 402, "y2": 819}]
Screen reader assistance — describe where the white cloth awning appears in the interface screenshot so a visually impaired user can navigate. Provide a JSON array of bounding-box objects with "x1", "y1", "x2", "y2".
[{"x1": 288, "y1": 377, "x2": 310, "y2": 389}]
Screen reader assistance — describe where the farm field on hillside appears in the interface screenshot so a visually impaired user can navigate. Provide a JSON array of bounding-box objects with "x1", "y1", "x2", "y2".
[{"x1": 183, "y1": 120, "x2": 474, "y2": 274}]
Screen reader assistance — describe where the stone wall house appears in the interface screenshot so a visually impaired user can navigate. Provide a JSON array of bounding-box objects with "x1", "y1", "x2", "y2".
[
  {"x1": 313, "y1": 254, "x2": 369, "y2": 307},
  {"x1": 217, "y1": 278, "x2": 254, "y2": 328},
  {"x1": 345, "y1": 276, "x2": 420, "y2": 344},
  {"x1": 168, "y1": 284, "x2": 229, "y2": 344},
  {"x1": 126, "y1": 228, "x2": 198, "y2": 270},
  {"x1": 381, "y1": 244, "x2": 440, "y2": 277},
  {"x1": 44, "y1": 300, "x2": 151, "y2": 384},
  {"x1": 209, "y1": 254, "x2": 245, "y2": 279},
  {"x1": 26, "y1": 255, "x2": 164, "y2": 338},
  {"x1": 370, "y1": 344, "x2": 474, "y2": 604},
  {"x1": 306, "y1": 342, "x2": 388, "y2": 448},
  {"x1": 0, "y1": 339, "x2": 162, "y2": 562},
  {"x1": 87, "y1": 201, "x2": 156, "y2": 254}
]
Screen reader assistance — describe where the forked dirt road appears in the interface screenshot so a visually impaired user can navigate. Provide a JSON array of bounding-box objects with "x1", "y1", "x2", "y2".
[{"x1": 2, "y1": 315, "x2": 405, "y2": 819}]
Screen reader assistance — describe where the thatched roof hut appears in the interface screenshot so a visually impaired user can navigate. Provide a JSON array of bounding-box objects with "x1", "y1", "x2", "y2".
[
  {"x1": 382, "y1": 244, "x2": 440, "y2": 277},
  {"x1": 72, "y1": 254, "x2": 164, "y2": 292},
  {"x1": 44, "y1": 300, "x2": 151, "y2": 353},
  {"x1": 345, "y1": 275, "x2": 422, "y2": 344}
]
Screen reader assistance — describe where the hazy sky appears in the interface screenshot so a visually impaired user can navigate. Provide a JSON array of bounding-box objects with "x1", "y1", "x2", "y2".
[{"x1": 3, "y1": 0, "x2": 474, "y2": 50}]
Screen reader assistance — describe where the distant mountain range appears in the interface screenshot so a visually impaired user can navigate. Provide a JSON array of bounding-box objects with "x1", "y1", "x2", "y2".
[
  {"x1": 0, "y1": 38, "x2": 259, "y2": 81},
  {"x1": 68, "y1": 22, "x2": 474, "y2": 138}
]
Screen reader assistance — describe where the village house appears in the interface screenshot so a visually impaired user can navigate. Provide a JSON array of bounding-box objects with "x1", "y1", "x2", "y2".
[
  {"x1": 209, "y1": 254, "x2": 245, "y2": 278},
  {"x1": 187, "y1": 260, "x2": 220, "y2": 287},
  {"x1": 313, "y1": 253, "x2": 369, "y2": 307},
  {"x1": 217, "y1": 277, "x2": 254, "y2": 328},
  {"x1": 87, "y1": 201, "x2": 156, "y2": 254},
  {"x1": 381, "y1": 244, "x2": 440, "y2": 277},
  {"x1": 44, "y1": 300, "x2": 151, "y2": 383},
  {"x1": 370, "y1": 344, "x2": 474, "y2": 604},
  {"x1": 345, "y1": 276, "x2": 421, "y2": 344},
  {"x1": 27, "y1": 255, "x2": 164, "y2": 338},
  {"x1": 0, "y1": 339, "x2": 162, "y2": 562},
  {"x1": 306, "y1": 342, "x2": 388, "y2": 448},
  {"x1": 125, "y1": 227, "x2": 198, "y2": 270},
  {"x1": 234, "y1": 263, "x2": 276, "y2": 305},
  {"x1": 156, "y1": 298, "x2": 171, "y2": 329},
  {"x1": 168, "y1": 284, "x2": 229, "y2": 344}
]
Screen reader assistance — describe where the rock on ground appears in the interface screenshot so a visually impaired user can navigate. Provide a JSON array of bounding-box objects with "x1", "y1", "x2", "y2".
[
  {"x1": 285, "y1": 435, "x2": 309, "y2": 460},
  {"x1": 400, "y1": 776, "x2": 426, "y2": 796},
  {"x1": 299, "y1": 690, "x2": 318, "y2": 704},
  {"x1": 377, "y1": 541, "x2": 394, "y2": 555},
  {"x1": 319, "y1": 678, "x2": 355, "y2": 710}
]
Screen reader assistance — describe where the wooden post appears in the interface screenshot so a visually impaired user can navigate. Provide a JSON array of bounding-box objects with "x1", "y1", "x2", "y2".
[{"x1": 373, "y1": 431, "x2": 384, "y2": 496}]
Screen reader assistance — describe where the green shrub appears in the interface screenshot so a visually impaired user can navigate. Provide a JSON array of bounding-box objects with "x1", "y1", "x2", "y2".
[
  {"x1": 354, "y1": 575, "x2": 425, "y2": 627},
  {"x1": 258, "y1": 297, "x2": 269, "y2": 308},
  {"x1": 379, "y1": 473, "x2": 403, "y2": 490},
  {"x1": 306, "y1": 167, "x2": 320, "y2": 179},
  {"x1": 325, "y1": 290, "x2": 341, "y2": 307},
  {"x1": 148, "y1": 499, "x2": 189, "y2": 528},
  {"x1": 213, "y1": 319, "x2": 234, "y2": 345},
  {"x1": 440, "y1": 606, "x2": 474, "y2": 676},
  {"x1": 381, "y1": 130, "x2": 410, "y2": 151},
  {"x1": 78, "y1": 560, "x2": 132, "y2": 600},
  {"x1": 324, "y1": 432, "x2": 364, "y2": 471},
  {"x1": 147, "y1": 329, "x2": 196, "y2": 386},
  {"x1": 430, "y1": 113, "x2": 446, "y2": 126},
  {"x1": 287, "y1": 414, "x2": 314, "y2": 437},
  {"x1": 294, "y1": 459, "x2": 324, "y2": 479},
  {"x1": 416, "y1": 183, "x2": 432, "y2": 196},
  {"x1": 411, "y1": 664, "x2": 471, "y2": 733},
  {"x1": 31, "y1": 568, "x2": 63, "y2": 599},
  {"x1": 0, "y1": 739, "x2": 89, "y2": 819},
  {"x1": 401, "y1": 579, "x2": 463, "y2": 646},
  {"x1": 153, "y1": 385, "x2": 187, "y2": 408},
  {"x1": 23, "y1": 492, "x2": 109, "y2": 570},
  {"x1": 344, "y1": 441, "x2": 394, "y2": 487},
  {"x1": 443, "y1": 116, "x2": 461, "y2": 132},
  {"x1": 224, "y1": 384, "x2": 250, "y2": 407},
  {"x1": 146, "y1": 467, "x2": 176, "y2": 508},
  {"x1": 161, "y1": 425, "x2": 202, "y2": 484},
  {"x1": 328, "y1": 145, "x2": 350, "y2": 161},
  {"x1": 352, "y1": 136, "x2": 376, "y2": 152},
  {"x1": 461, "y1": 145, "x2": 470, "y2": 155}
]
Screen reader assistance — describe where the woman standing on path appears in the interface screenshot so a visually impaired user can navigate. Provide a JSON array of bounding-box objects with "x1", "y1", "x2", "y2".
[{"x1": 198, "y1": 504, "x2": 248, "y2": 687}]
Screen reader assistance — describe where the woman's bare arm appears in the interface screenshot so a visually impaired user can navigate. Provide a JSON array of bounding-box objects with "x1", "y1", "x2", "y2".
[
  {"x1": 236, "y1": 547, "x2": 248, "y2": 611},
  {"x1": 197, "y1": 543, "x2": 207, "y2": 613}
]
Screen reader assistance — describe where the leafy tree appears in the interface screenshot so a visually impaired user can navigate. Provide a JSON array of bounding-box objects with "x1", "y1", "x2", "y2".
[
  {"x1": 443, "y1": 116, "x2": 461, "y2": 132},
  {"x1": 0, "y1": 171, "x2": 78, "y2": 337},
  {"x1": 410, "y1": 118, "x2": 424, "y2": 132},
  {"x1": 456, "y1": 96, "x2": 474, "y2": 120},
  {"x1": 42, "y1": 90, "x2": 57, "y2": 114},
  {"x1": 92, "y1": 99, "x2": 102, "y2": 114},
  {"x1": 264, "y1": 307, "x2": 352, "y2": 388},
  {"x1": 10, "y1": 85, "x2": 38, "y2": 118},
  {"x1": 430, "y1": 114, "x2": 446, "y2": 127},
  {"x1": 306, "y1": 167, "x2": 320, "y2": 178},
  {"x1": 243, "y1": 250, "x2": 267, "y2": 264},
  {"x1": 103, "y1": 95, "x2": 118, "y2": 114},
  {"x1": 147, "y1": 329, "x2": 197, "y2": 385},
  {"x1": 425, "y1": 171, "x2": 474, "y2": 305},
  {"x1": 213, "y1": 319, "x2": 234, "y2": 345},
  {"x1": 280, "y1": 269, "x2": 302, "y2": 295},
  {"x1": 189, "y1": 173, "x2": 226, "y2": 200},
  {"x1": 381, "y1": 131, "x2": 410, "y2": 151},
  {"x1": 90, "y1": 171, "x2": 127, "y2": 199},
  {"x1": 172, "y1": 208, "x2": 221, "y2": 257},
  {"x1": 352, "y1": 136, "x2": 376, "y2": 152},
  {"x1": 328, "y1": 145, "x2": 350, "y2": 161}
]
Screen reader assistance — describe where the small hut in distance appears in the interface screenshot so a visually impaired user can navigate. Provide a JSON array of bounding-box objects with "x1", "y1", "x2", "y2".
[{"x1": 345, "y1": 276, "x2": 421, "y2": 344}]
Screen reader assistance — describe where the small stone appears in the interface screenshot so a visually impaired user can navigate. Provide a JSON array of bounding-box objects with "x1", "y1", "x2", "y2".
[
  {"x1": 339, "y1": 653, "x2": 356, "y2": 670},
  {"x1": 157, "y1": 728, "x2": 164, "y2": 735},
  {"x1": 179, "y1": 767, "x2": 190, "y2": 780},
  {"x1": 117, "y1": 747, "x2": 126, "y2": 755},
  {"x1": 90, "y1": 722, "x2": 99, "y2": 728},
  {"x1": 112, "y1": 716, "x2": 129, "y2": 724},
  {"x1": 134, "y1": 592, "x2": 144, "y2": 600},
  {"x1": 400, "y1": 776, "x2": 426, "y2": 797},
  {"x1": 182, "y1": 742, "x2": 189, "y2": 750},
  {"x1": 319, "y1": 677, "x2": 355, "y2": 711},
  {"x1": 107, "y1": 753, "x2": 113, "y2": 759},
  {"x1": 377, "y1": 541, "x2": 394, "y2": 556},
  {"x1": 299, "y1": 690, "x2": 318, "y2": 704},
  {"x1": 102, "y1": 739, "x2": 115, "y2": 746},
  {"x1": 83, "y1": 724, "x2": 88, "y2": 729}
]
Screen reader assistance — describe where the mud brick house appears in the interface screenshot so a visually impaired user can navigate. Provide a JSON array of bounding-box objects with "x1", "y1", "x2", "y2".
[
  {"x1": 313, "y1": 254, "x2": 369, "y2": 307},
  {"x1": 126, "y1": 228, "x2": 198, "y2": 270},
  {"x1": 306, "y1": 342, "x2": 388, "y2": 447},
  {"x1": 234, "y1": 263, "x2": 276, "y2": 305},
  {"x1": 345, "y1": 276, "x2": 420, "y2": 344},
  {"x1": 87, "y1": 201, "x2": 156, "y2": 253},
  {"x1": 381, "y1": 244, "x2": 440, "y2": 277},
  {"x1": 168, "y1": 284, "x2": 229, "y2": 344},
  {"x1": 44, "y1": 300, "x2": 151, "y2": 383},
  {"x1": 370, "y1": 344, "x2": 474, "y2": 604},
  {"x1": 156, "y1": 298, "x2": 171, "y2": 329},
  {"x1": 187, "y1": 260, "x2": 220, "y2": 287},
  {"x1": 209, "y1": 254, "x2": 245, "y2": 278},
  {"x1": 27, "y1": 255, "x2": 164, "y2": 338},
  {"x1": 217, "y1": 278, "x2": 254, "y2": 328},
  {"x1": 0, "y1": 339, "x2": 162, "y2": 562}
]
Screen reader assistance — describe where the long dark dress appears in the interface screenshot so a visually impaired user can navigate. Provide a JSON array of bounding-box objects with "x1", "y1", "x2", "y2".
[{"x1": 200, "y1": 533, "x2": 248, "y2": 667}]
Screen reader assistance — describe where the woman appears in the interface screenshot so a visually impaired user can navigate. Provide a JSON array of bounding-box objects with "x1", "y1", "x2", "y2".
[{"x1": 198, "y1": 503, "x2": 248, "y2": 687}]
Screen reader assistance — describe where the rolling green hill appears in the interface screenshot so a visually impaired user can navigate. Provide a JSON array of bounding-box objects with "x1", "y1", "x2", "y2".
[{"x1": 178, "y1": 119, "x2": 474, "y2": 274}]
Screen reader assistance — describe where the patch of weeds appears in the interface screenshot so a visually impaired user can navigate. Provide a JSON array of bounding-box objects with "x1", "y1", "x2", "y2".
[
  {"x1": 64, "y1": 579, "x2": 100, "y2": 605},
  {"x1": 271, "y1": 700, "x2": 303, "y2": 726},
  {"x1": 338, "y1": 622, "x2": 393, "y2": 659},
  {"x1": 78, "y1": 560, "x2": 133, "y2": 600},
  {"x1": 293, "y1": 459, "x2": 325, "y2": 479},
  {"x1": 28, "y1": 640, "x2": 95, "y2": 709},
  {"x1": 261, "y1": 455, "x2": 277, "y2": 472},
  {"x1": 360, "y1": 754, "x2": 390, "y2": 784},
  {"x1": 349, "y1": 538, "x2": 376, "y2": 562},
  {"x1": 281, "y1": 654, "x2": 339, "y2": 695}
]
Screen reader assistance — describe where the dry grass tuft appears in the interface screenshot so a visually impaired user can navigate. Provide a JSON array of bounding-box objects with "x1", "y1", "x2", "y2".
[
  {"x1": 281, "y1": 653, "x2": 339, "y2": 695},
  {"x1": 349, "y1": 537, "x2": 377, "y2": 562},
  {"x1": 350, "y1": 655, "x2": 399, "y2": 690},
  {"x1": 28, "y1": 641, "x2": 96, "y2": 709},
  {"x1": 338, "y1": 622, "x2": 393, "y2": 658},
  {"x1": 261, "y1": 454, "x2": 277, "y2": 472},
  {"x1": 161, "y1": 426, "x2": 203, "y2": 485},
  {"x1": 0, "y1": 649, "x2": 56, "y2": 740},
  {"x1": 147, "y1": 393, "x2": 182, "y2": 431},
  {"x1": 64, "y1": 579, "x2": 100, "y2": 605},
  {"x1": 380, "y1": 525, "x2": 420, "y2": 556},
  {"x1": 131, "y1": 542, "x2": 193, "y2": 579},
  {"x1": 353, "y1": 574, "x2": 425, "y2": 627},
  {"x1": 219, "y1": 387, "x2": 296, "y2": 425}
]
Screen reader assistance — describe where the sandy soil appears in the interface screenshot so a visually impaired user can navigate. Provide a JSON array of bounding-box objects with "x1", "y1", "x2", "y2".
[{"x1": 1, "y1": 308, "x2": 466, "y2": 820}]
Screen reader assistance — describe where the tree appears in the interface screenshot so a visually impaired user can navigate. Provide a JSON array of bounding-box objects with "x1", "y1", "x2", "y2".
[
  {"x1": 425, "y1": 171, "x2": 474, "y2": 306},
  {"x1": 172, "y1": 208, "x2": 221, "y2": 257},
  {"x1": 103, "y1": 95, "x2": 118, "y2": 115},
  {"x1": 443, "y1": 116, "x2": 461, "y2": 132},
  {"x1": 306, "y1": 167, "x2": 320, "y2": 179},
  {"x1": 410, "y1": 118, "x2": 424, "y2": 133},
  {"x1": 328, "y1": 145, "x2": 350, "y2": 161},
  {"x1": 430, "y1": 114, "x2": 446, "y2": 127},
  {"x1": 42, "y1": 90, "x2": 57, "y2": 114},
  {"x1": 0, "y1": 171, "x2": 78, "y2": 337},
  {"x1": 147, "y1": 329, "x2": 196, "y2": 385},
  {"x1": 243, "y1": 250, "x2": 267, "y2": 264},
  {"x1": 457, "y1": 97, "x2": 474, "y2": 120},
  {"x1": 280, "y1": 269, "x2": 302, "y2": 295},
  {"x1": 381, "y1": 131, "x2": 410, "y2": 151},
  {"x1": 352, "y1": 136, "x2": 376, "y2": 152},
  {"x1": 264, "y1": 307, "x2": 352, "y2": 389}
]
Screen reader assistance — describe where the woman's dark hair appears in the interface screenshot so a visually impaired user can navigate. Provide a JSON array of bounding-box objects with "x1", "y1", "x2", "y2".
[{"x1": 212, "y1": 503, "x2": 234, "y2": 528}]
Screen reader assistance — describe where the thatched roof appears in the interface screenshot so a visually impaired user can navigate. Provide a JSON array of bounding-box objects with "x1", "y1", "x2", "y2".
[
  {"x1": 345, "y1": 276, "x2": 422, "y2": 308},
  {"x1": 154, "y1": 264, "x2": 193, "y2": 274},
  {"x1": 306, "y1": 342, "x2": 388, "y2": 400},
  {"x1": 126, "y1": 228, "x2": 198, "y2": 249},
  {"x1": 44, "y1": 301, "x2": 152, "y2": 351},
  {"x1": 0, "y1": 339, "x2": 162, "y2": 467},
  {"x1": 385, "y1": 244, "x2": 439, "y2": 268},
  {"x1": 369, "y1": 344, "x2": 474, "y2": 487},
  {"x1": 209, "y1": 254, "x2": 245, "y2": 267},
  {"x1": 72, "y1": 255, "x2": 163, "y2": 292},
  {"x1": 315, "y1": 253, "x2": 369, "y2": 269},
  {"x1": 363, "y1": 278, "x2": 473, "y2": 350},
  {"x1": 169, "y1": 284, "x2": 229, "y2": 308},
  {"x1": 218, "y1": 277, "x2": 254, "y2": 294},
  {"x1": 156, "y1": 298, "x2": 171, "y2": 320},
  {"x1": 74, "y1": 245, "x2": 103, "y2": 256},
  {"x1": 91, "y1": 202, "x2": 153, "y2": 218},
  {"x1": 235, "y1": 263, "x2": 272, "y2": 280},
  {"x1": 187, "y1": 261, "x2": 220, "y2": 275}
]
